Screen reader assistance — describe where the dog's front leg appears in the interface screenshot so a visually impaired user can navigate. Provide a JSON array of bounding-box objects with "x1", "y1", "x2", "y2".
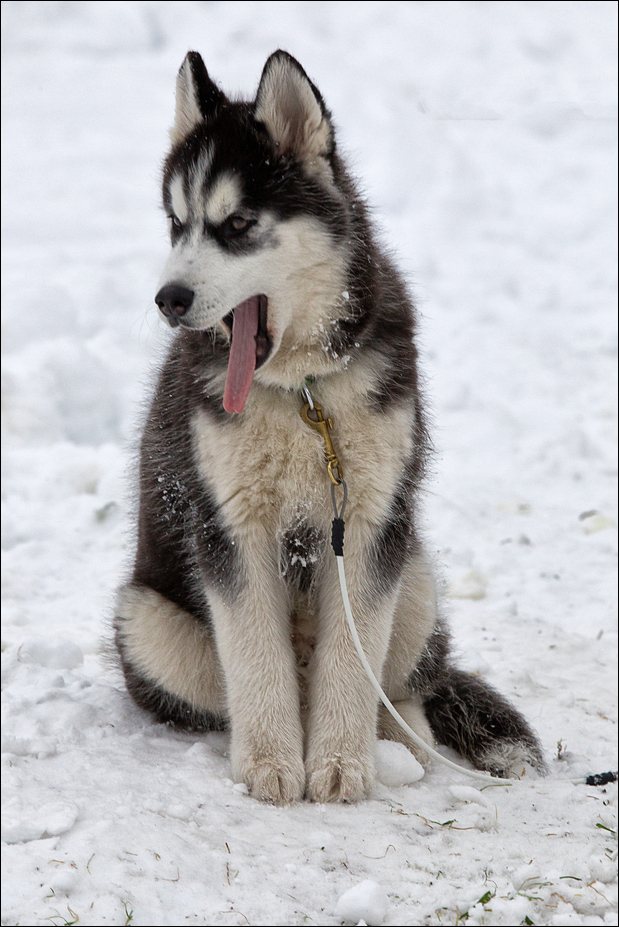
[
  {"x1": 305, "y1": 522, "x2": 398, "y2": 802},
  {"x1": 206, "y1": 533, "x2": 305, "y2": 803}
]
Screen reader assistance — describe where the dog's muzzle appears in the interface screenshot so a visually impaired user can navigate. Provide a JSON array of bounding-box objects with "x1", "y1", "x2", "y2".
[{"x1": 155, "y1": 283, "x2": 194, "y2": 327}]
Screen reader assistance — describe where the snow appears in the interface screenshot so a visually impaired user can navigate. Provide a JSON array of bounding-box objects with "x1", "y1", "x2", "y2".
[
  {"x1": 375, "y1": 741, "x2": 425, "y2": 788},
  {"x1": 336, "y1": 880, "x2": 389, "y2": 926},
  {"x1": 17, "y1": 638, "x2": 84, "y2": 671},
  {"x1": 1, "y1": 2, "x2": 617, "y2": 925}
]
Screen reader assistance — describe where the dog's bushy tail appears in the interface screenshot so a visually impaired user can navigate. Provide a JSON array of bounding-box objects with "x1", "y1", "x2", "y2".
[
  {"x1": 411, "y1": 623, "x2": 546, "y2": 777},
  {"x1": 423, "y1": 666, "x2": 546, "y2": 777}
]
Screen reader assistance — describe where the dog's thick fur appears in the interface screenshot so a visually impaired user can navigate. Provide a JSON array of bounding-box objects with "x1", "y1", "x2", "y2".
[{"x1": 114, "y1": 50, "x2": 545, "y2": 802}]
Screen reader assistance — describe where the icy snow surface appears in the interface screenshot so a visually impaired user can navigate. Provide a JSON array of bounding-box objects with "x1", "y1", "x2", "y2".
[{"x1": 2, "y1": 2, "x2": 617, "y2": 925}]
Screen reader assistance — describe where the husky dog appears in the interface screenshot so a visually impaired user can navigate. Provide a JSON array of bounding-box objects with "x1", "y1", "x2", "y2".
[{"x1": 114, "y1": 50, "x2": 545, "y2": 803}]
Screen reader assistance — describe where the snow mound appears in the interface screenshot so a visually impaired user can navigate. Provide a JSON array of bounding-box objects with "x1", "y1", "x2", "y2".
[
  {"x1": 336, "y1": 879, "x2": 389, "y2": 925},
  {"x1": 375, "y1": 739, "x2": 425, "y2": 786}
]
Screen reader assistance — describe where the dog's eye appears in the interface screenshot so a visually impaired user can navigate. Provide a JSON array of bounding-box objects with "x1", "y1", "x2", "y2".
[
  {"x1": 169, "y1": 215, "x2": 184, "y2": 232},
  {"x1": 225, "y1": 215, "x2": 255, "y2": 236},
  {"x1": 230, "y1": 215, "x2": 249, "y2": 232}
]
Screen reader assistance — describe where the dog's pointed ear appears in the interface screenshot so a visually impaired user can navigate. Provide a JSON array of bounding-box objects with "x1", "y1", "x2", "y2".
[
  {"x1": 171, "y1": 51, "x2": 227, "y2": 145},
  {"x1": 254, "y1": 51, "x2": 334, "y2": 165}
]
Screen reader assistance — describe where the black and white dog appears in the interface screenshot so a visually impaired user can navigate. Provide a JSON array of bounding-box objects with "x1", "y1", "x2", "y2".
[{"x1": 114, "y1": 50, "x2": 545, "y2": 802}]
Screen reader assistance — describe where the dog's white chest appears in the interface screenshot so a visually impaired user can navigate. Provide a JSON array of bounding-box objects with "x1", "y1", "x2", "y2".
[
  {"x1": 191, "y1": 386, "x2": 415, "y2": 538},
  {"x1": 191, "y1": 399, "x2": 333, "y2": 534}
]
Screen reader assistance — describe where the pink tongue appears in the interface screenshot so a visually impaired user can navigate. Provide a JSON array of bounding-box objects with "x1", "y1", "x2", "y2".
[{"x1": 223, "y1": 296, "x2": 260, "y2": 414}]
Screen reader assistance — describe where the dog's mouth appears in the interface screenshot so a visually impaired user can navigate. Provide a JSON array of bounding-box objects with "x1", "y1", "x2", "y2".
[{"x1": 222, "y1": 294, "x2": 271, "y2": 414}]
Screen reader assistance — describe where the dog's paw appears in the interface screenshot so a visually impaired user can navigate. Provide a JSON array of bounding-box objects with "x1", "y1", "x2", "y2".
[
  {"x1": 306, "y1": 754, "x2": 374, "y2": 803},
  {"x1": 240, "y1": 758, "x2": 306, "y2": 804}
]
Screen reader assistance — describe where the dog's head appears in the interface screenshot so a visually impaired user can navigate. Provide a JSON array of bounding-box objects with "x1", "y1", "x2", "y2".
[{"x1": 156, "y1": 51, "x2": 354, "y2": 412}]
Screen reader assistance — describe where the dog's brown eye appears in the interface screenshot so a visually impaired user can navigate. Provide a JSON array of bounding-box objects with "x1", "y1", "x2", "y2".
[
  {"x1": 214, "y1": 214, "x2": 257, "y2": 243},
  {"x1": 229, "y1": 215, "x2": 250, "y2": 232}
]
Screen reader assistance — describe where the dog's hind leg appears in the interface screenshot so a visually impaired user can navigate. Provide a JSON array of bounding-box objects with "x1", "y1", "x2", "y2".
[
  {"x1": 378, "y1": 551, "x2": 439, "y2": 763},
  {"x1": 114, "y1": 583, "x2": 228, "y2": 730},
  {"x1": 379, "y1": 552, "x2": 546, "y2": 777}
]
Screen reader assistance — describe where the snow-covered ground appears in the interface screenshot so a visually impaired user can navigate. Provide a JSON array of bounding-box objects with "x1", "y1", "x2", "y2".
[{"x1": 1, "y1": 2, "x2": 617, "y2": 925}]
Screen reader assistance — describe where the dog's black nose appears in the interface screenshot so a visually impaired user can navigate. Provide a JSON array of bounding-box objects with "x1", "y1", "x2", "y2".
[{"x1": 155, "y1": 284, "x2": 194, "y2": 323}]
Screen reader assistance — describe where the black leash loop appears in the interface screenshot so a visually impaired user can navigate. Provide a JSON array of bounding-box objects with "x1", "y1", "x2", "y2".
[{"x1": 331, "y1": 479, "x2": 348, "y2": 556}]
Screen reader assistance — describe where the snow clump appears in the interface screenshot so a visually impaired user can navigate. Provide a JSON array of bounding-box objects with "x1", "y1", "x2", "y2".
[{"x1": 336, "y1": 879, "x2": 389, "y2": 925}]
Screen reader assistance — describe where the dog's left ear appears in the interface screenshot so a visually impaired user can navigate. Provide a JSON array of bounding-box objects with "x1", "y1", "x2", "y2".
[
  {"x1": 171, "y1": 51, "x2": 227, "y2": 145},
  {"x1": 254, "y1": 51, "x2": 334, "y2": 166}
]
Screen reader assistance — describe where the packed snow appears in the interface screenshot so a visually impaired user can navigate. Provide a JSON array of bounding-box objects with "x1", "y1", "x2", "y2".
[
  {"x1": 1, "y1": 2, "x2": 617, "y2": 925},
  {"x1": 336, "y1": 880, "x2": 389, "y2": 926}
]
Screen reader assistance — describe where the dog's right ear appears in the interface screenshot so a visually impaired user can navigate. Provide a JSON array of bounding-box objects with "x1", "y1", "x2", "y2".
[{"x1": 170, "y1": 51, "x2": 227, "y2": 145}]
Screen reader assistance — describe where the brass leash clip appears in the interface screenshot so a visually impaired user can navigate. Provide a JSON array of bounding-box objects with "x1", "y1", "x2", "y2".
[{"x1": 300, "y1": 399, "x2": 344, "y2": 485}]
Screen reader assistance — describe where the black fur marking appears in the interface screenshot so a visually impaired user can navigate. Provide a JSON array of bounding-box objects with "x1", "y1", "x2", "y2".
[
  {"x1": 367, "y1": 455, "x2": 426, "y2": 601},
  {"x1": 367, "y1": 486, "x2": 412, "y2": 600},
  {"x1": 115, "y1": 631, "x2": 227, "y2": 732},
  {"x1": 309, "y1": 166, "x2": 427, "y2": 418},
  {"x1": 185, "y1": 50, "x2": 227, "y2": 120},
  {"x1": 279, "y1": 523, "x2": 324, "y2": 592},
  {"x1": 132, "y1": 339, "x2": 243, "y2": 614},
  {"x1": 410, "y1": 617, "x2": 452, "y2": 697}
]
